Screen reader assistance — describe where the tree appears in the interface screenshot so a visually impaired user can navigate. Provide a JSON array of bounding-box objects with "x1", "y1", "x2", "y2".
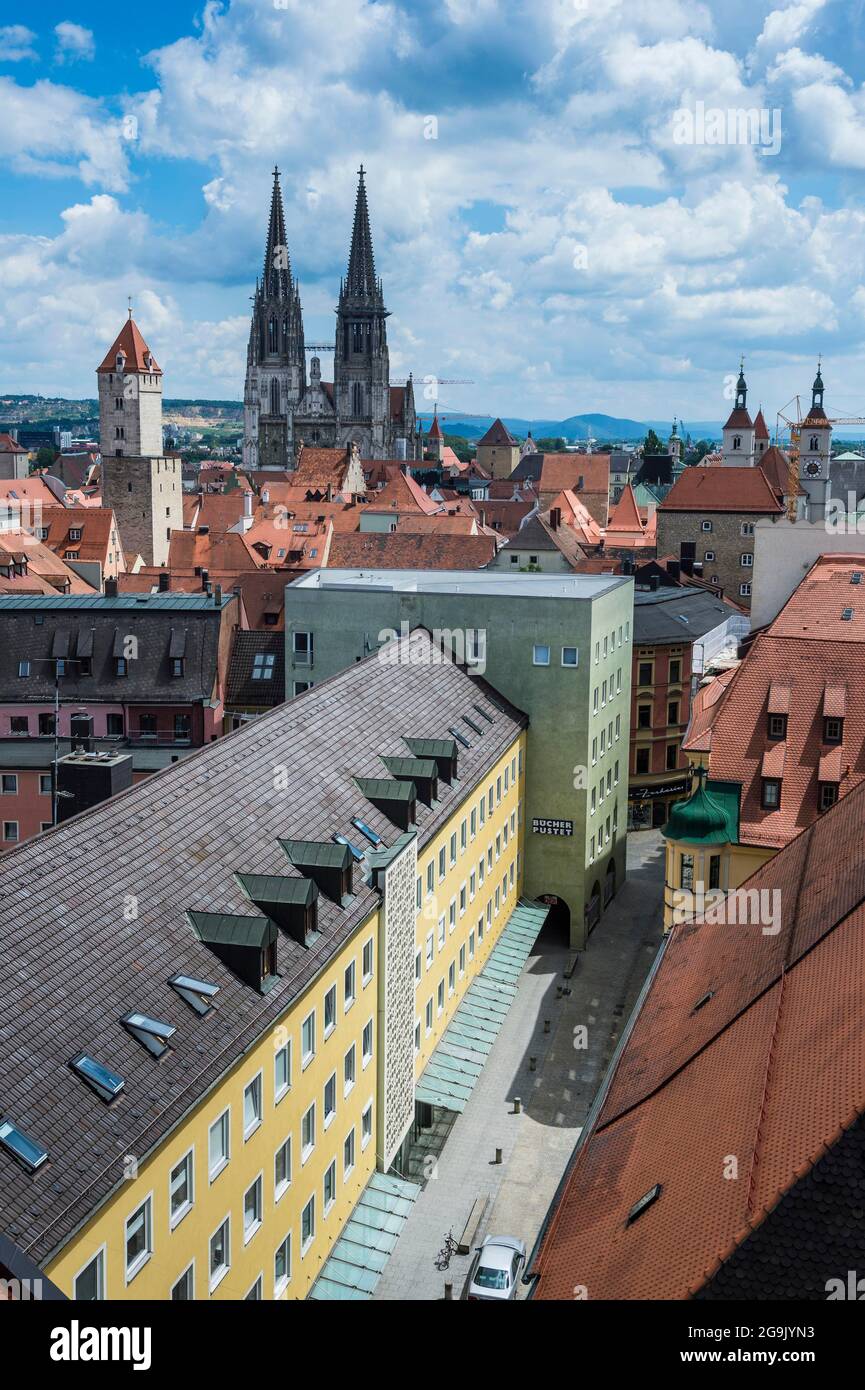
[
  {"x1": 642, "y1": 429, "x2": 664, "y2": 456},
  {"x1": 34, "y1": 447, "x2": 56, "y2": 471},
  {"x1": 536, "y1": 436, "x2": 567, "y2": 451},
  {"x1": 687, "y1": 439, "x2": 714, "y2": 464}
]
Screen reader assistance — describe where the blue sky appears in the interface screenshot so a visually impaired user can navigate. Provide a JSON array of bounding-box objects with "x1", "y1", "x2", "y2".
[{"x1": 3, "y1": 0, "x2": 865, "y2": 427}]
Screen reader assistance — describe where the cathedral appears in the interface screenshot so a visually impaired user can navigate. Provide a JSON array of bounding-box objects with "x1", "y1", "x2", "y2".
[{"x1": 243, "y1": 166, "x2": 423, "y2": 469}]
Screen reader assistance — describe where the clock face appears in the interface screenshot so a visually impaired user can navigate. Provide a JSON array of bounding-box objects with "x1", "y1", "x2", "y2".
[{"x1": 804, "y1": 460, "x2": 822, "y2": 477}]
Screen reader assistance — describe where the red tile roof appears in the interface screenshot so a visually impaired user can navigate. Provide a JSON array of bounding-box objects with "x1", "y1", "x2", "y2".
[
  {"x1": 659, "y1": 466, "x2": 784, "y2": 514},
  {"x1": 326, "y1": 532, "x2": 496, "y2": 569},
  {"x1": 97, "y1": 317, "x2": 161, "y2": 374},
  {"x1": 477, "y1": 418, "x2": 518, "y2": 447},
  {"x1": 426, "y1": 413, "x2": 443, "y2": 440},
  {"x1": 43, "y1": 507, "x2": 118, "y2": 565},
  {"x1": 681, "y1": 667, "x2": 738, "y2": 753},
  {"x1": 754, "y1": 407, "x2": 769, "y2": 440},
  {"x1": 708, "y1": 554, "x2": 865, "y2": 848},
  {"x1": 0, "y1": 433, "x2": 27, "y2": 454},
  {"x1": 722, "y1": 406, "x2": 753, "y2": 429},
  {"x1": 532, "y1": 779, "x2": 865, "y2": 1300}
]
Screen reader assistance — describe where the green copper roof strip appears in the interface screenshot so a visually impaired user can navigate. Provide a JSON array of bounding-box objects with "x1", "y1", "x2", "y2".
[{"x1": 310, "y1": 1170, "x2": 421, "y2": 1300}]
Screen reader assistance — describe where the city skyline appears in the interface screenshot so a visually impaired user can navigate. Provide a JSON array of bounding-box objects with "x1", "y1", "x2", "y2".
[{"x1": 3, "y1": 1, "x2": 865, "y2": 422}]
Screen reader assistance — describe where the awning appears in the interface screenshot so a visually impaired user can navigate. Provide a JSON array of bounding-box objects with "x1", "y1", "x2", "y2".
[
  {"x1": 415, "y1": 897, "x2": 551, "y2": 1114},
  {"x1": 309, "y1": 1170, "x2": 420, "y2": 1300}
]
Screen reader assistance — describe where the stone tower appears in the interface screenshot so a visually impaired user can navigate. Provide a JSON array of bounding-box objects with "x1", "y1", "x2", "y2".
[
  {"x1": 97, "y1": 314, "x2": 183, "y2": 567},
  {"x1": 799, "y1": 362, "x2": 832, "y2": 523},
  {"x1": 243, "y1": 168, "x2": 306, "y2": 471},
  {"x1": 721, "y1": 360, "x2": 756, "y2": 466},
  {"x1": 333, "y1": 166, "x2": 391, "y2": 458}
]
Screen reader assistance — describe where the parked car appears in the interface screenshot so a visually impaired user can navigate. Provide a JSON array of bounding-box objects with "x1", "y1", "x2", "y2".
[{"x1": 466, "y1": 1235, "x2": 526, "y2": 1300}]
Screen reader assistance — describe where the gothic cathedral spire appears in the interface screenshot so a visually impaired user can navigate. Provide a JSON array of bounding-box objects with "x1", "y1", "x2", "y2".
[{"x1": 334, "y1": 166, "x2": 391, "y2": 457}]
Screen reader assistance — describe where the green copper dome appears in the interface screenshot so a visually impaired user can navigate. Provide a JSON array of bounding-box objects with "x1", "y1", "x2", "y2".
[{"x1": 662, "y1": 781, "x2": 732, "y2": 846}]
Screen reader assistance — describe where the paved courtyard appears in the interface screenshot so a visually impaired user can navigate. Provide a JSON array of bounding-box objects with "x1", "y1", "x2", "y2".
[{"x1": 374, "y1": 829, "x2": 666, "y2": 1300}]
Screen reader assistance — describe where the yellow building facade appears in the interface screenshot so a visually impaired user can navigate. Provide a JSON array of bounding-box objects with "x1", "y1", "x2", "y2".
[{"x1": 43, "y1": 730, "x2": 527, "y2": 1301}]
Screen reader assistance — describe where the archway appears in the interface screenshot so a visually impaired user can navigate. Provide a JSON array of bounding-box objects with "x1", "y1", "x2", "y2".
[
  {"x1": 604, "y1": 857, "x2": 617, "y2": 907},
  {"x1": 537, "y1": 894, "x2": 571, "y2": 947}
]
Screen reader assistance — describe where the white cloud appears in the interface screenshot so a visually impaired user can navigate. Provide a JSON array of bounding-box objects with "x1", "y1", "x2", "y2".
[
  {"x1": 0, "y1": 24, "x2": 37, "y2": 62},
  {"x1": 54, "y1": 22, "x2": 95, "y2": 64},
  {"x1": 0, "y1": 78, "x2": 129, "y2": 189}
]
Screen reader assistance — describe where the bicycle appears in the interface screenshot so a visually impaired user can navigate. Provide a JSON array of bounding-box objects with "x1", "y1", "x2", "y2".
[{"x1": 434, "y1": 1230, "x2": 459, "y2": 1271}]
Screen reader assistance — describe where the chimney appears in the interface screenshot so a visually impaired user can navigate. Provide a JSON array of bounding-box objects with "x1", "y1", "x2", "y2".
[
  {"x1": 201, "y1": 568, "x2": 209, "y2": 590},
  {"x1": 650, "y1": 575, "x2": 661, "y2": 591},
  {"x1": 105, "y1": 577, "x2": 118, "y2": 598},
  {"x1": 214, "y1": 583, "x2": 222, "y2": 606},
  {"x1": 262, "y1": 488, "x2": 270, "y2": 505},
  {"x1": 243, "y1": 490, "x2": 253, "y2": 520},
  {"x1": 158, "y1": 571, "x2": 170, "y2": 592},
  {"x1": 550, "y1": 507, "x2": 561, "y2": 530},
  {"x1": 578, "y1": 475, "x2": 584, "y2": 491}
]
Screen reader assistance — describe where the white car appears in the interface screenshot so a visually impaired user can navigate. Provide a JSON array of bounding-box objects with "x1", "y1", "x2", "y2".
[{"x1": 466, "y1": 1235, "x2": 526, "y2": 1300}]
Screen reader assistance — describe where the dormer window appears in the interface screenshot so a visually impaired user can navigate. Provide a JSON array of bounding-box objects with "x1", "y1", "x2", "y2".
[
  {"x1": 767, "y1": 713, "x2": 787, "y2": 740},
  {"x1": 824, "y1": 717, "x2": 843, "y2": 744},
  {"x1": 116, "y1": 354, "x2": 124, "y2": 369},
  {"x1": 761, "y1": 778, "x2": 781, "y2": 810}
]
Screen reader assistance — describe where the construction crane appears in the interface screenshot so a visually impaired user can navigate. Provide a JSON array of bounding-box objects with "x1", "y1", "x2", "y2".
[{"x1": 776, "y1": 396, "x2": 865, "y2": 520}]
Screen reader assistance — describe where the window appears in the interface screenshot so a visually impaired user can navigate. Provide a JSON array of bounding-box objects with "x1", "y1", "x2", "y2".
[
  {"x1": 449, "y1": 832, "x2": 457, "y2": 866},
  {"x1": 708, "y1": 854, "x2": 721, "y2": 890},
  {"x1": 324, "y1": 1072, "x2": 336, "y2": 1127},
  {"x1": 437, "y1": 980, "x2": 444, "y2": 1015},
  {"x1": 680, "y1": 854, "x2": 694, "y2": 891},
  {"x1": 533, "y1": 644, "x2": 550, "y2": 665},
  {"x1": 668, "y1": 701, "x2": 679, "y2": 726},
  {"x1": 1, "y1": 774, "x2": 18, "y2": 793},
  {"x1": 171, "y1": 1265, "x2": 194, "y2": 1301},
  {"x1": 209, "y1": 1217, "x2": 230, "y2": 1291},
  {"x1": 9, "y1": 717, "x2": 27, "y2": 736},
  {"x1": 426, "y1": 861, "x2": 434, "y2": 896},
  {"x1": 243, "y1": 1175, "x2": 263, "y2": 1243},
  {"x1": 470, "y1": 808, "x2": 477, "y2": 838},
  {"x1": 17, "y1": 660, "x2": 31, "y2": 677},
  {"x1": 425, "y1": 998, "x2": 433, "y2": 1034},
  {"x1": 275, "y1": 1137, "x2": 291, "y2": 1201},
  {"x1": 635, "y1": 748, "x2": 650, "y2": 774},
  {"x1": 824, "y1": 717, "x2": 843, "y2": 744},
  {"x1": 324, "y1": 984, "x2": 337, "y2": 1037},
  {"x1": 243, "y1": 1074, "x2": 262, "y2": 1139},
  {"x1": 245, "y1": 1275, "x2": 263, "y2": 1301},
  {"x1": 39, "y1": 773, "x2": 52, "y2": 797},
  {"x1": 344, "y1": 1127, "x2": 356, "y2": 1177},
  {"x1": 740, "y1": 553, "x2": 753, "y2": 567},
  {"x1": 740, "y1": 582, "x2": 752, "y2": 597},
  {"x1": 169, "y1": 1150, "x2": 194, "y2": 1228},
  {"x1": 74, "y1": 1248, "x2": 105, "y2": 1301},
  {"x1": 459, "y1": 885, "x2": 467, "y2": 915},
  {"x1": 425, "y1": 930, "x2": 434, "y2": 967},
  {"x1": 768, "y1": 713, "x2": 787, "y2": 740},
  {"x1": 301, "y1": 1102, "x2": 316, "y2": 1163},
  {"x1": 669, "y1": 659, "x2": 681, "y2": 684},
  {"x1": 323, "y1": 1160, "x2": 336, "y2": 1214},
  {"x1": 252, "y1": 652, "x2": 276, "y2": 681},
  {"x1": 209, "y1": 1110, "x2": 230, "y2": 1181},
  {"x1": 344, "y1": 1043, "x2": 356, "y2": 1094},
  {"x1": 820, "y1": 782, "x2": 839, "y2": 811},
  {"x1": 638, "y1": 662, "x2": 652, "y2": 686},
  {"x1": 125, "y1": 1197, "x2": 152, "y2": 1283},
  {"x1": 701, "y1": 519, "x2": 713, "y2": 532},
  {"x1": 761, "y1": 778, "x2": 781, "y2": 810},
  {"x1": 362, "y1": 1018, "x2": 373, "y2": 1068},
  {"x1": 293, "y1": 631, "x2": 314, "y2": 666},
  {"x1": 438, "y1": 913, "x2": 446, "y2": 948},
  {"x1": 460, "y1": 818, "x2": 467, "y2": 852},
  {"x1": 448, "y1": 961, "x2": 455, "y2": 996},
  {"x1": 301, "y1": 1010, "x2": 315, "y2": 1066},
  {"x1": 637, "y1": 704, "x2": 651, "y2": 729},
  {"x1": 275, "y1": 1042, "x2": 291, "y2": 1102},
  {"x1": 274, "y1": 1235, "x2": 291, "y2": 1295},
  {"x1": 561, "y1": 646, "x2": 578, "y2": 667},
  {"x1": 741, "y1": 521, "x2": 755, "y2": 536},
  {"x1": 362, "y1": 1101, "x2": 373, "y2": 1150},
  {"x1": 459, "y1": 944, "x2": 466, "y2": 977},
  {"x1": 666, "y1": 744, "x2": 678, "y2": 771},
  {"x1": 301, "y1": 1195, "x2": 315, "y2": 1254},
  {"x1": 344, "y1": 961, "x2": 356, "y2": 1010}
]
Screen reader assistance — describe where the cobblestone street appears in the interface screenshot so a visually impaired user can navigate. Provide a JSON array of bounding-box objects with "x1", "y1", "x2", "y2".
[{"x1": 374, "y1": 830, "x2": 666, "y2": 1300}]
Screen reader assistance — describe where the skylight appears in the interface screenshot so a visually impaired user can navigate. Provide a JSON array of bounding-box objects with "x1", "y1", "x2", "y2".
[
  {"x1": 842, "y1": 608, "x2": 854, "y2": 621},
  {"x1": 351, "y1": 817, "x2": 381, "y2": 846},
  {"x1": 852, "y1": 573, "x2": 863, "y2": 585},
  {"x1": 472, "y1": 703, "x2": 494, "y2": 724},
  {"x1": 691, "y1": 990, "x2": 715, "y2": 1014},
  {"x1": 463, "y1": 715, "x2": 484, "y2": 736},
  {"x1": 121, "y1": 1012, "x2": 176, "y2": 1057},
  {"x1": 626, "y1": 1183, "x2": 662, "y2": 1226},
  {"x1": 170, "y1": 974, "x2": 220, "y2": 1017},
  {"x1": 0, "y1": 1118, "x2": 48, "y2": 1172},
  {"x1": 70, "y1": 1053, "x2": 125, "y2": 1102},
  {"x1": 332, "y1": 832, "x2": 364, "y2": 863},
  {"x1": 448, "y1": 726, "x2": 471, "y2": 749}
]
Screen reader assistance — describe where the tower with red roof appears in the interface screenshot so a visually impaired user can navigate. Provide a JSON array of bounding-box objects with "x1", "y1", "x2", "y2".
[{"x1": 721, "y1": 360, "x2": 756, "y2": 466}]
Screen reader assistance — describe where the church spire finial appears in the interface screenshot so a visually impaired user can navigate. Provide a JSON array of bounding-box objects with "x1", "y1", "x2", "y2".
[{"x1": 262, "y1": 165, "x2": 292, "y2": 299}]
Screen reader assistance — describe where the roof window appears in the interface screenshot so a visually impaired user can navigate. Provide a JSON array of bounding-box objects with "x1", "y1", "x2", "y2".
[
  {"x1": 626, "y1": 1183, "x2": 662, "y2": 1226},
  {"x1": 169, "y1": 974, "x2": 220, "y2": 1016},
  {"x1": 0, "y1": 1118, "x2": 48, "y2": 1172},
  {"x1": 70, "y1": 1052, "x2": 125, "y2": 1102},
  {"x1": 121, "y1": 1012, "x2": 176, "y2": 1057}
]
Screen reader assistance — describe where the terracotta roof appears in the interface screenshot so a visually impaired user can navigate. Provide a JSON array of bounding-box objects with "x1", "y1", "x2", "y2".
[
  {"x1": 759, "y1": 445, "x2": 802, "y2": 498},
  {"x1": 708, "y1": 555, "x2": 865, "y2": 848},
  {"x1": 681, "y1": 667, "x2": 738, "y2": 753},
  {"x1": 116, "y1": 570, "x2": 288, "y2": 630},
  {"x1": 606, "y1": 482, "x2": 644, "y2": 534},
  {"x1": 659, "y1": 466, "x2": 784, "y2": 514},
  {"x1": 534, "y1": 454, "x2": 610, "y2": 503},
  {"x1": 0, "y1": 531, "x2": 97, "y2": 595},
  {"x1": 753, "y1": 408, "x2": 769, "y2": 440},
  {"x1": 97, "y1": 317, "x2": 161, "y2": 374},
  {"x1": 167, "y1": 529, "x2": 266, "y2": 573},
  {"x1": 546, "y1": 489, "x2": 602, "y2": 547},
  {"x1": 326, "y1": 531, "x2": 496, "y2": 569},
  {"x1": 365, "y1": 470, "x2": 440, "y2": 516},
  {"x1": 477, "y1": 499, "x2": 536, "y2": 536},
  {"x1": 292, "y1": 446, "x2": 356, "y2": 490},
  {"x1": 426, "y1": 413, "x2": 443, "y2": 440},
  {"x1": 477, "y1": 418, "x2": 518, "y2": 448},
  {"x1": 532, "y1": 778, "x2": 865, "y2": 1300},
  {"x1": 722, "y1": 406, "x2": 753, "y2": 430},
  {"x1": 0, "y1": 477, "x2": 65, "y2": 508},
  {"x1": 43, "y1": 507, "x2": 117, "y2": 566},
  {"x1": 0, "y1": 433, "x2": 27, "y2": 454}
]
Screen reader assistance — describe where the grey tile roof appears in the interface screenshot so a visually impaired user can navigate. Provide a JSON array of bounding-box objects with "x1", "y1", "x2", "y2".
[
  {"x1": 225, "y1": 631, "x2": 285, "y2": 708},
  {"x1": 0, "y1": 593, "x2": 236, "y2": 704},
  {"x1": 0, "y1": 628, "x2": 526, "y2": 1265}
]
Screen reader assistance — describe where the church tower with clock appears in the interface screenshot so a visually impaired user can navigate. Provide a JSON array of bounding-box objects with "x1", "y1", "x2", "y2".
[{"x1": 799, "y1": 362, "x2": 832, "y2": 522}]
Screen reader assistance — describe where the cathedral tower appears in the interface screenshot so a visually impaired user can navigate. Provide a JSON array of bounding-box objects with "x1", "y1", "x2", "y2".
[
  {"x1": 97, "y1": 314, "x2": 183, "y2": 567},
  {"x1": 243, "y1": 168, "x2": 306, "y2": 470},
  {"x1": 333, "y1": 167, "x2": 391, "y2": 457}
]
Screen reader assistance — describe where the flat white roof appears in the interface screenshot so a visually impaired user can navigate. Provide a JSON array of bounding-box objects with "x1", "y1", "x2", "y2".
[{"x1": 290, "y1": 568, "x2": 629, "y2": 599}]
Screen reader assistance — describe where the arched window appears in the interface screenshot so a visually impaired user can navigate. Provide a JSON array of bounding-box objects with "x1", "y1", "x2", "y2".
[
  {"x1": 270, "y1": 379, "x2": 280, "y2": 415},
  {"x1": 810, "y1": 436, "x2": 819, "y2": 451},
  {"x1": 732, "y1": 435, "x2": 741, "y2": 449},
  {"x1": 268, "y1": 317, "x2": 277, "y2": 353},
  {"x1": 352, "y1": 382, "x2": 364, "y2": 416},
  {"x1": 282, "y1": 317, "x2": 288, "y2": 348}
]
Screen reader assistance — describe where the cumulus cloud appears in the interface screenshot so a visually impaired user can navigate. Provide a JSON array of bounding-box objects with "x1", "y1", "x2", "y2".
[
  {"x1": 0, "y1": 24, "x2": 37, "y2": 62},
  {"x1": 54, "y1": 22, "x2": 95, "y2": 64}
]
